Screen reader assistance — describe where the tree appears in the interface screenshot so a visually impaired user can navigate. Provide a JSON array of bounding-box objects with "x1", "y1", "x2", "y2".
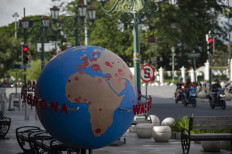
[
  {"x1": 0, "y1": 30, "x2": 21, "y2": 77},
  {"x1": 27, "y1": 59, "x2": 42, "y2": 81},
  {"x1": 152, "y1": 0, "x2": 228, "y2": 69}
]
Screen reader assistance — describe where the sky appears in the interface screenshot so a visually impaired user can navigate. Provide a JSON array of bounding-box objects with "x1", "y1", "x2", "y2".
[{"x1": 0, "y1": 0, "x2": 59, "y2": 27}]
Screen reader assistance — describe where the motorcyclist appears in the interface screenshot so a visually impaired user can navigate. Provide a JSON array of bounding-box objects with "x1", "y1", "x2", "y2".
[
  {"x1": 210, "y1": 78, "x2": 222, "y2": 104},
  {"x1": 184, "y1": 77, "x2": 194, "y2": 102},
  {"x1": 176, "y1": 77, "x2": 184, "y2": 99},
  {"x1": 212, "y1": 78, "x2": 221, "y2": 92}
]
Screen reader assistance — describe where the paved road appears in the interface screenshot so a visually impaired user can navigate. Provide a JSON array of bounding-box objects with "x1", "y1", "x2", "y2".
[
  {"x1": 140, "y1": 85, "x2": 232, "y2": 121},
  {"x1": 148, "y1": 97, "x2": 232, "y2": 121}
]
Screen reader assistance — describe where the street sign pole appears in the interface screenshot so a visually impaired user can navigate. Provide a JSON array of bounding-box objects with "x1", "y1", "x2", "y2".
[{"x1": 140, "y1": 64, "x2": 155, "y2": 103}]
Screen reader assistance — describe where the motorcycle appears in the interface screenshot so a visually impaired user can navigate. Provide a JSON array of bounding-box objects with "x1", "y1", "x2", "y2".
[
  {"x1": 182, "y1": 87, "x2": 197, "y2": 107},
  {"x1": 174, "y1": 86, "x2": 185, "y2": 104},
  {"x1": 209, "y1": 88, "x2": 226, "y2": 110}
]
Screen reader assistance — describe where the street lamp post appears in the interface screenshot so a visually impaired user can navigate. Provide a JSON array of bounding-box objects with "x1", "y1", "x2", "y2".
[
  {"x1": 171, "y1": 46, "x2": 175, "y2": 83},
  {"x1": 206, "y1": 31, "x2": 213, "y2": 91},
  {"x1": 12, "y1": 12, "x2": 19, "y2": 94},
  {"x1": 13, "y1": 12, "x2": 19, "y2": 39},
  {"x1": 19, "y1": 8, "x2": 32, "y2": 120},
  {"x1": 97, "y1": 0, "x2": 161, "y2": 94},
  {"x1": 41, "y1": 16, "x2": 50, "y2": 70}
]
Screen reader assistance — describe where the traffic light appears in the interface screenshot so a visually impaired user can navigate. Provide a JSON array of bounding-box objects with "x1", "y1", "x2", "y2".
[
  {"x1": 207, "y1": 37, "x2": 213, "y2": 54},
  {"x1": 23, "y1": 45, "x2": 29, "y2": 64}
]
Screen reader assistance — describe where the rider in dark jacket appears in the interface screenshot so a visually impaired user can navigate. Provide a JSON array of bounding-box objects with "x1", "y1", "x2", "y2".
[
  {"x1": 210, "y1": 78, "x2": 222, "y2": 104},
  {"x1": 212, "y1": 78, "x2": 221, "y2": 92}
]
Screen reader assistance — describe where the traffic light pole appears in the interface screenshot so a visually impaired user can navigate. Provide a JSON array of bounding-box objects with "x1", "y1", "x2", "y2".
[
  {"x1": 206, "y1": 32, "x2": 213, "y2": 91},
  {"x1": 23, "y1": 29, "x2": 27, "y2": 85},
  {"x1": 23, "y1": 8, "x2": 27, "y2": 85},
  {"x1": 23, "y1": 8, "x2": 29, "y2": 120},
  {"x1": 209, "y1": 53, "x2": 212, "y2": 91}
]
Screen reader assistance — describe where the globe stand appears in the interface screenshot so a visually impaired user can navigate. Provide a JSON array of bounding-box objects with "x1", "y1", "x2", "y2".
[
  {"x1": 80, "y1": 148, "x2": 92, "y2": 154},
  {"x1": 110, "y1": 138, "x2": 126, "y2": 146}
]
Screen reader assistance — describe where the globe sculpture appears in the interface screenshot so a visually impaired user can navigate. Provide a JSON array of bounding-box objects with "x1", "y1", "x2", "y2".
[{"x1": 35, "y1": 46, "x2": 137, "y2": 149}]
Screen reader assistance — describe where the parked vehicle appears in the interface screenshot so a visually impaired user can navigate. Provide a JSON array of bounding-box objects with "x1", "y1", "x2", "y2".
[
  {"x1": 182, "y1": 87, "x2": 197, "y2": 107},
  {"x1": 209, "y1": 88, "x2": 226, "y2": 110},
  {"x1": 174, "y1": 86, "x2": 185, "y2": 104}
]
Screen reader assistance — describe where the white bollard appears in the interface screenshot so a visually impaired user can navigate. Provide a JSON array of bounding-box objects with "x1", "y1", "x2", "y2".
[
  {"x1": 180, "y1": 66, "x2": 186, "y2": 82},
  {"x1": 189, "y1": 69, "x2": 194, "y2": 82},
  {"x1": 25, "y1": 101, "x2": 29, "y2": 120},
  {"x1": 0, "y1": 91, "x2": 7, "y2": 117},
  {"x1": 8, "y1": 94, "x2": 14, "y2": 111},
  {"x1": 204, "y1": 60, "x2": 209, "y2": 81},
  {"x1": 159, "y1": 67, "x2": 164, "y2": 84}
]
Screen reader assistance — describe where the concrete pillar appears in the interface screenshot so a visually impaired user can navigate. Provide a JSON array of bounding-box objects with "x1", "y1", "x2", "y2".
[
  {"x1": 159, "y1": 67, "x2": 164, "y2": 84},
  {"x1": 189, "y1": 69, "x2": 194, "y2": 82},
  {"x1": 180, "y1": 66, "x2": 186, "y2": 82},
  {"x1": 204, "y1": 60, "x2": 209, "y2": 81},
  {"x1": 8, "y1": 94, "x2": 14, "y2": 111},
  {"x1": 0, "y1": 89, "x2": 7, "y2": 117}
]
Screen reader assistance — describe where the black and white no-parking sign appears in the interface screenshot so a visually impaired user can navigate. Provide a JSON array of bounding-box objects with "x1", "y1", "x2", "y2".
[{"x1": 140, "y1": 64, "x2": 155, "y2": 82}]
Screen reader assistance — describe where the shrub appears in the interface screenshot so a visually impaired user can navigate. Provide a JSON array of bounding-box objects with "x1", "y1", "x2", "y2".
[{"x1": 170, "y1": 116, "x2": 189, "y2": 132}]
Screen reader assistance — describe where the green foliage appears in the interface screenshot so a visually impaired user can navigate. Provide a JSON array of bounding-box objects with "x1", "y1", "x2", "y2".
[
  {"x1": 26, "y1": 60, "x2": 42, "y2": 81},
  {"x1": 153, "y1": 0, "x2": 228, "y2": 69},
  {"x1": 0, "y1": 30, "x2": 22, "y2": 77},
  {"x1": 170, "y1": 116, "x2": 189, "y2": 132}
]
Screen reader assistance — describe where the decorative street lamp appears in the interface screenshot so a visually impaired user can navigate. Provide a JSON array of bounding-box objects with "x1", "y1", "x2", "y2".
[
  {"x1": 171, "y1": 46, "x2": 175, "y2": 83},
  {"x1": 21, "y1": 17, "x2": 30, "y2": 29},
  {"x1": 20, "y1": 4, "x2": 96, "y2": 72},
  {"x1": 88, "y1": 6, "x2": 97, "y2": 22},
  {"x1": 50, "y1": 6, "x2": 60, "y2": 20},
  {"x1": 78, "y1": 2, "x2": 87, "y2": 18},
  {"x1": 97, "y1": 0, "x2": 161, "y2": 95},
  {"x1": 50, "y1": 3, "x2": 96, "y2": 47},
  {"x1": 42, "y1": 16, "x2": 50, "y2": 27},
  {"x1": 40, "y1": 16, "x2": 50, "y2": 70}
]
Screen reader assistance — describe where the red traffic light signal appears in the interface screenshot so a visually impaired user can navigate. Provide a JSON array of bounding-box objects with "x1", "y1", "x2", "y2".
[
  {"x1": 207, "y1": 37, "x2": 213, "y2": 54},
  {"x1": 23, "y1": 45, "x2": 29, "y2": 52},
  {"x1": 208, "y1": 37, "x2": 213, "y2": 44},
  {"x1": 23, "y1": 45, "x2": 29, "y2": 64}
]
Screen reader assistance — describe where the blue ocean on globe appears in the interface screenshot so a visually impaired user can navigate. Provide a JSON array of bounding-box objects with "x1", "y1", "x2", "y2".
[{"x1": 36, "y1": 46, "x2": 137, "y2": 149}]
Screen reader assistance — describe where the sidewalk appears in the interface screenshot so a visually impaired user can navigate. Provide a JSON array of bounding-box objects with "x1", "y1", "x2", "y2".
[{"x1": 0, "y1": 108, "x2": 231, "y2": 154}]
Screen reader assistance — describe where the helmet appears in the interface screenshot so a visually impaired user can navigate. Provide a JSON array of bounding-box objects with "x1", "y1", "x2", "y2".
[
  {"x1": 214, "y1": 78, "x2": 220, "y2": 84},
  {"x1": 179, "y1": 77, "x2": 183, "y2": 81}
]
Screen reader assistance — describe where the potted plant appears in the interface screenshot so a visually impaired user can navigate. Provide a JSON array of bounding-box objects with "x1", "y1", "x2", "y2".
[{"x1": 170, "y1": 116, "x2": 189, "y2": 140}]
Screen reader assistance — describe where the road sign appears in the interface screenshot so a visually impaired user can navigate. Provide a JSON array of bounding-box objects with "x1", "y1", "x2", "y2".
[
  {"x1": 188, "y1": 53, "x2": 200, "y2": 58},
  {"x1": 140, "y1": 64, "x2": 155, "y2": 82},
  {"x1": 10, "y1": 64, "x2": 30, "y2": 69}
]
